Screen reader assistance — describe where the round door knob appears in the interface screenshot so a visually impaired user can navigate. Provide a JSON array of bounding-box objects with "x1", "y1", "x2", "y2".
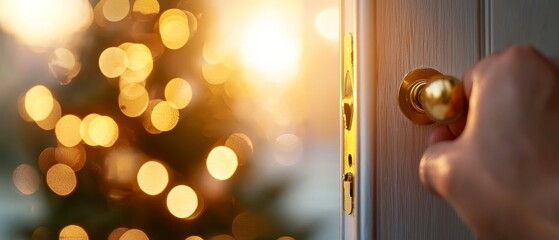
[{"x1": 398, "y1": 68, "x2": 466, "y2": 125}]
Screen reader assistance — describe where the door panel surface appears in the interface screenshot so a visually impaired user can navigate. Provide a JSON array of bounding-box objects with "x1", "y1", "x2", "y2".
[
  {"x1": 342, "y1": 0, "x2": 559, "y2": 239},
  {"x1": 491, "y1": 0, "x2": 559, "y2": 55},
  {"x1": 374, "y1": 0, "x2": 478, "y2": 239}
]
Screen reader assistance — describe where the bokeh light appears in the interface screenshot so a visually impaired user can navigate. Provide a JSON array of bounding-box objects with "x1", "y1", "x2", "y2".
[
  {"x1": 277, "y1": 237, "x2": 296, "y2": 240},
  {"x1": 104, "y1": 148, "x2": 143, "y2": 191},
  {"x1": 99, "y1": 47, "x2": 128, "y2": 78},
  {"x1": 315, "y1": 8, "x2": 339, "y2": 40},
  {"x1": 225, "y1": 133, "x2": 253, "y2": 166},
  {"x1": 24, "y1": 85, "x2": 54, "y2": 122},
  {"x1": 273, "y1": 134, "x2": 303, "y2": 166},
  {"x1": 210, "y1": 235, "x2": 235, "y2": 240},
  {"x1": 38, "y1": 147, "x2": 57, "y2": 174},
  {"x1": 202, "y1": 41, "x2": 229, "y2": 65},
  {"x1": 206, "y1": 146, "x2": 238, "y2": 180},
  {"x1": 166, "y1": 185, "x2": 198, "y2": 219},
  {"x1": 164, "y1": 78, "x2": 193, "y2": 109},
  {"x1": 48, "y1": 47, "x2": 80, "y2": 85},
  {"x1": 185, "y1": 236, "x2": 203, "y2": 240},
  {"x1": 132, "y1": 0, "x2": 160, "y2": 17},
  {"x1": 150, "y1": 101, "x2": 179, "y2": 132},
  {"x1": 55, "y1": 115, "x2": 83, "y2": 147},
  {"x1": 159, "y1": 9, "x2": 190, "y2": 49},
  {"x1": 102, "y1": 0, "x2": 130, "y2": 22},
  {"x1": 125, "y1": 43, "x2": 152, "y2": 71},
  {"x1": 80, "y1": 114, "x2": 100, "y2": 146},
  {"x1": 46, "y1": 163, "x2": 77, "y2": 196},
  {"x1": 0, "y1": 0, "x2": 92, "y2": 49},
  {"x1": 120, "y1": 229, "x2": 149, "y2": 240},
  {"x1": 12, "y1": 164, "x2": 40, "y2": 195},
  {"x1": 202, "y1": 62, "x2": 231, "y2": 85},
  {"x1": 35, "y1": 99, "x2": 61, "y2": 130},
  {"x1": 54, "y1": 145, "x2": 86, "y2": 172},
  {"x1": 88, "y1": 115, "x2": 119, "y2": 147},
  {"x1": 59, "y1": 225, "x2": 88, "y2": 240},
  {"x1": 107, "y1": 227, "x2": 129, "y2": 240},
  {"x1": 137, "y1": 160, "x2": 169, "y2": 196},
  {"x1": 241, "y1": 12, "x2": 302, "y2": 82},
  {"x1": 119, "y1": 84, "x2": 149, "y2": 117}
]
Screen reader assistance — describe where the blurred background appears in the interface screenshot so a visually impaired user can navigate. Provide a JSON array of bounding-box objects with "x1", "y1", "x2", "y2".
[{"x1": 0, "y1": 0, "x2": 340, "y2": 239}]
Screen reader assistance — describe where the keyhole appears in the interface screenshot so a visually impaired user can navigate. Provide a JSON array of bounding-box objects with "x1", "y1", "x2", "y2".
[{"x1": 348, "y1": 154, "x2": 353, "y2": 167}]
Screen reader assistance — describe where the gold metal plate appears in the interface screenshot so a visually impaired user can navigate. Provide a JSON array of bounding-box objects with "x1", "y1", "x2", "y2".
[{"x1": 342, "y1": 33, "x2": 356, "y2": 215}]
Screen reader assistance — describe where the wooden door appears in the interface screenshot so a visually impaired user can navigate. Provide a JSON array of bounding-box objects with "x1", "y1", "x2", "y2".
[{"x1": 341, "y1": 0, "x2": 559, "y2": 239}]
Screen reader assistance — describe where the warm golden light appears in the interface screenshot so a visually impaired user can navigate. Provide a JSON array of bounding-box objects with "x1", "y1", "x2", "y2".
[
  {"x1": 12, "y1": 164, "x2": 40, "y2": 195},
  {"x1": 202, "y1": 41, "x2": 229, "y2": 65},
  {"x1": 206, "y1": 146, "x2": 238, "y2": 180},
  {"x1": 38, "y1": 147, "x2": 57, "y2": 174},
  {"x1": 107, "y1": 227, "x2": 129, "y2": 240},
  {"x1": 54, "y1": 145, "x2": 86, "y2": 172},
  {"x1": 24, "y1": 85, "x2": 54, "y2": 122},
  {"x1": 241, "y1": 13, "x2": 302, "y2": 82},
  {"x1": 17, "y1": 94, "x2": 33, "y2": 122},
  {"x1": 36, "y1": 99, "x2": 61, "y2": 131},
  {"x1": 166, "y1": 185, "x2": 198, "y2": 219},
  {"x1": 59, "y1": 225, "x2": 88, "y2": 240},
  {"x1": 55, "y1": 115, "x2": 83, "y2": 147},
  {"x1": 88, "y1": 115, "x2": 119, "y2": 147},
  {"x1": 225, "y1": 133, "x2": 253, "y2": 166},
  {"x1": 99, "y1": 47, "x2": 128, "y2": 78},
  {"x1": 120, "y1": 229, "x2": 149, "y2": 240},
  {"x1": 46, "y1": 163, "x2": 77, "y2": 196},
  {"x1": 48, "y1": 47, "x2": 79, "y2": 84},
  {"x1": 315, "y1": 8, "x2": 339, "y2": 40},
  {"x1": 202, "y1": 62, "x2": 231, "y2": 85},
  {"x1": 132, "y1": 0, "x2": 160, "y2": 16},
  {"x1": 137, "y1": 161, "x2": 169, "y2": 196},
  {"x1": 125, "y1": 43, "x2": 152, "y2": 71},
  {"x1": 273, "y1": 133, "x2": 303, "y2": 166},
  {"x1": 210, "y1": 235, "x2": 235, "y2": 240},
  {"x1": 150, "y1": 101, "x2": 179, "y2": 132},
  {"x1": 164, "y1": 78, "x2": 193, "y2": 109},
  {"x1": 185, "y1": 236, "x2": 203, "y2": 240},
  {"x1": 80, "y1": 114, "x2": 100, "y2": 146},
  {"x1": 103, "y1": 0, "x2": 129, "y2": 22},
  {"x1": 119, "y1": 84, "x2": 149, "y2": 117},
  {"x1": 104, "y1": 148, "x2": 142, "y2": 188},
  {"x1": 277, "y1": 237, "x2": 296, "y2": 240},
  {"x1": 119, "y1": 61, "x2": 152, "y2": 89},
  {"x1": 159, "y1": 9, "x2": 189, "y2": 50},
  {"x1": 0, "y1": 0, "x2": 92, "y2": 49},
  {"x1": 142, "y1": 100, "x2": 162, "y2": 134}
]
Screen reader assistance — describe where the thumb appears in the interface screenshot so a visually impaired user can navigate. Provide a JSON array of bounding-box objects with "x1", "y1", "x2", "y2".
[{"x1": 419, "y1": 141, "x2": 457, "y2": 198}]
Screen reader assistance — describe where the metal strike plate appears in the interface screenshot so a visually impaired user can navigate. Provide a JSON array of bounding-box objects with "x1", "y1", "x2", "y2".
[{"x1": 342, "y1": 33, "x2": 356, "y2": 215}]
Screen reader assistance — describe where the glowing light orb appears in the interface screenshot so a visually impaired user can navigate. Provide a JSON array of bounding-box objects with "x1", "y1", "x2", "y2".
[
  {"x1": 24, "y1": 85, "x2": 54, "y2": 122},
  {"x1": 166, "y1": 185, "x2": 198, "y2": 219},
  {"x1": 137, "y1": 161, "x2": 169, "y2": 196},
  {"x1": 315, "y1": 8, "x2": 339, "y2": 40},
  {"x1": 206, "y1": 146, "x2": 238, "y2": 180},
  {"x1": 46, "y1": 163, "x2": 77, "y2": 196}
]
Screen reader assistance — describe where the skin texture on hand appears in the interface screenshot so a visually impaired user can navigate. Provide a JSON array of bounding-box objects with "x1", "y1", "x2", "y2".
[{"x1": 419, "y1": 45, "x2": 559, "y2": 239}]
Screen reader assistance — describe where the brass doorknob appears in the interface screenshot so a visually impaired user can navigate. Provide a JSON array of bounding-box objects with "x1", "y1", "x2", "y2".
[{"x1": 398, "y1": 68, "x2": 466, "y2": 125}]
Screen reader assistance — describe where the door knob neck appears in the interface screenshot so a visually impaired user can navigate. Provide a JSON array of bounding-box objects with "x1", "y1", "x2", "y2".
[{"x1": 398, "y1": 68, "x2": 466, "y2": 125}]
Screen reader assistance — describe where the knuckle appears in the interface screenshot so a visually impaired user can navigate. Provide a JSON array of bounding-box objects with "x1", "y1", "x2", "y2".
[{"x1": 502, "y1": 44, "x2": 541, "y2": 60}]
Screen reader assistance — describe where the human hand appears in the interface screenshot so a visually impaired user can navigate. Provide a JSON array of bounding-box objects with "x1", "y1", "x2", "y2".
[{"x1": 419, "y1": 45, "x2": 559, "y2": 239}]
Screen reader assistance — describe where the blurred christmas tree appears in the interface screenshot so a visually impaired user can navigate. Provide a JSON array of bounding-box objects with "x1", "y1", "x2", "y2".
[{"x1": 2, "y1": 0, "x2": 317, "y2": 239}]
